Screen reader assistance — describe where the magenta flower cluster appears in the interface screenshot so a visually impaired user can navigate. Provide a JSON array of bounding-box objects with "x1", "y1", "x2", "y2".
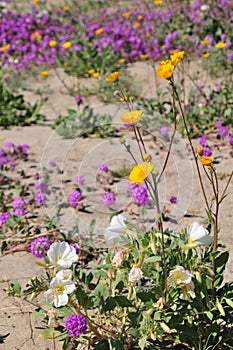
[
  {"x1": 216, "y1": 120, "x2": 232, "y2": 144},
  {"x1": 97, "y1": 164, "x2": 108, "y2": 173},
  {"x1": 30, "y1": 237, "x2": 51, "y2": 258},
  {"x1": 69, "y1": 190, "x2": 83, "y2": 208},
  {"x1": 0, "y1": 142, "x2": 29, "y2": 170},
  {"x1": 13, "y1": 197, "x2": 27, "y2": 217},
  {"x1": 199, "y1": 136, "x2": 212, "y2": 156},
  {"x1": 127, "y1": 182, "x2": 148, "y2": 207},
  {"x1": 66, "y1": 314, "x2": 87, "y2": 337},
  {"x1": 102, "y1": 192, "x2": 116, "y2": 206}
]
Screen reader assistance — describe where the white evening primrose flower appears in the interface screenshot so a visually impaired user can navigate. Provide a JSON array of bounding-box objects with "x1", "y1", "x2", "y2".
[
  {"x1": 112, "y1": 249, "x2": 127, "y2": 268},
  {"x1": 56, "y1": 269, "x2": 73, "y2": 282},
  {"x1": 128, "y1": 265, "x2": 143, "y2": 284},
  {"x1": 180, "y1": 281, "x2": 196, "y2": 301},
  {"x1": 184, "y1": 222, "x2": 213, "y2": 249},
  {"x1": 47, "y1": 242, "x2": 78, "y2": 268},
  {"x1": 105, "y1": 214, "x2": 127, "y2": 243},
  {"x1": 44, "y1": 274, "x2": 76, "y2": 307},
  {"x1": 168, "y1": 266, "x2": 193, "y2": 287}
]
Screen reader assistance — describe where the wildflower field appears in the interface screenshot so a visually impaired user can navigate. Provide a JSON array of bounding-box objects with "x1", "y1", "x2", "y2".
[{"x1": 0, "y1": 0, "x2": 233, "y2": 349}]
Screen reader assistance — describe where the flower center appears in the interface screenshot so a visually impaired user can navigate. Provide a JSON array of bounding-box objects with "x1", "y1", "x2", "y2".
[{"x1": 54, "y1": 284, "x2": 65, "y2": 295}]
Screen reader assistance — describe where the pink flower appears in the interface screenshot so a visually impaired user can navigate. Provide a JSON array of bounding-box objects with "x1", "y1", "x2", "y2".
[{"x1": 128, "y1": 266, "x2": 143, "y2": 284}]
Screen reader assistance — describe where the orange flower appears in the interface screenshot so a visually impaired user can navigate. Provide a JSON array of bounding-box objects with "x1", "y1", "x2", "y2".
[
  {"x1": 170, "y1": 50, "x2": 185, "y2": 67},
  {"x1": 202, "y1": 52, "x2": 210, "y2": 58},
  {"x1": 40, "y1": 71, "x2": 49, "y2": 76},
  {"x1": 129, "y1": 162, "x2": 154, "y2": 184},
  {"x1": 118, "y1": 58, "x2": 125, "y2": 64},
  {"x1": 196, "y1": 147, "x2": 203, "y2": 156},
  {"x1": 105, "y1": 71, "x2": 120, "y2": 83},
  {"x1": 199, "y1": 156, "x2": 213, "y2": 166},
  {"x1": 0, "y1": 44, "x2": 10, "y2": 51},
  {"x1": 31, "y1": 32, "x2": 42, "y2": 39},
  {"x1": 134, "y1": 22, "x2": 141, "y2": 28},
  {"x1": 201, "y1": 39, "x2": 209, "y2": 45},
  {"x1": 95, "y1": 28, "x2": 103, "y2": 35},
  {"x1": 93, "y1": 72, "x2": 99, "y2": 78},
  {"x1": 122, "y1": 11, "x2": 131, "y2": 19}
]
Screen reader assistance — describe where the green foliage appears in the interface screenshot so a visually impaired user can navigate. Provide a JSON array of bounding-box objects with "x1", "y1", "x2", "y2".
[
  {"x1": 0, "y1": 80, "x2": 45, "y2": 128},
  {"x1": 53, "y1": 106, "x2": 114, "y2": 138}
]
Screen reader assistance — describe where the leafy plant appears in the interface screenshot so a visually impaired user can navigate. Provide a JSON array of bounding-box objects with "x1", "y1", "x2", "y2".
[
  {"x1": 0, "y1": 80, "x2": 46, "y2": 128},
  {"x1": 53, "y1": 106, "x2": 114, "y2": 138}
]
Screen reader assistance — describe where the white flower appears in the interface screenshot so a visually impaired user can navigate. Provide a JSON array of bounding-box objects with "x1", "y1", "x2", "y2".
[
  {"x1": 189, "y1": 221, "x2": 213, "y2": 246},
  {"x1": 180, "y1": 281, "x2": 196, "y2": 301},
  {"x1": 47, "y1": 242, "x2": 78, "y2": 268},
  {"x1": 112, "y1": 249, "x2": 127, "y2": 268},
  {"x1": 44, "y1": 273, "x2": 76, "y2": 308},
  {"x1": 105, "y1": 214, "x2": 127, "y2": 243},
  {"x1": 128, "y1": 266, "x2": 143, "y2": 284},
  {"x1": 200, "y1": 4, "x2": 210, "y2": 11},
  {"x1": 56, "y1": 269, "x2": 73, "y2": 282},
  {"x1": 168, "y1": 266, "x2": 193, "y2": 287}
]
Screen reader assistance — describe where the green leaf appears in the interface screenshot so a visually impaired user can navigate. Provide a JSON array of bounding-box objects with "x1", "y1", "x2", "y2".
[
  {"x1": 225, "y1": 298, "x2": 233, "y2": 308},
  {"x1": 138, "y1": 336, "x2": 148, "y2": 350},
  {"x1": 216, "y1": 298, "x2": 226, "y2": 316},
  {"x1": 38, "y1": 328, "x2": 61, "y2": 339},
  {"x1": 215, "y1": 251, "x2": 229, "y2": 274},
  {"x1": 108, "y1": 338, "x2": 124, "y2": 350},
  {"x1": 104, "y1": 295, "x2": 133, "y2": 311}
]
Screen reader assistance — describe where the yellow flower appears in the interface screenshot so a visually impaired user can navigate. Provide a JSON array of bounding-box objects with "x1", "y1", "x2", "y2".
[
  {"x1": 93, "y1": 72, "x2": 99, "y2": 78},
  {"x1": 157, "y1": 60, "x2": 174, "y2": 79},
  {"x1": 202, "y1": 52, "x2": 210, "y2": 58},
  {"x1": 95, "y1": 28, "x2": 103, "y2": 35},
  {"x1": 118, "y1": 58, "x2": 125, "y2": 64},
  {"x1": 138, "y1": 15, "x2": 143, "y2": 20},
  {"x1": 49, "y1": 40, "x2": 57, "y2": 47},
  {"x1": 63, "y1": 4, "x2": 71, "y2": 11},
  {"x1": 31, "y1": 32, "x2": 42, "y2": 39},
  {"x1": 122, "y1": 11, "x2": 131, "y2": 18},
  {"x1": 154, "y1": 0, "x2": 162, "y2": 4},
  {"x1": 141, "y1": 53, "x2": 148, "y2": 59},
  {"x1": 34, "y1": 0, "x2": 39, "y2": 4},
  {"x1": 0, "y1": 44, "x2": 10, "y2": 51},
  {"x1": 105, "y1": 71, "x2": 120, "y2": 83},
  {"x1": 63, "y1": 41, "x2": 72, "y2": 49},
  {"x1": 88, "y1": 69, "x2": 95, "y2": 75},
  {"x1": 40, "y1": 71, "x2": 49, "y2": 76},
  {"x1": 129, "y1": 162, "x2": 154, "y2": 184},
  {"x1": 199, "y1": 156, "x2": 213, "y2": 166},
  {"x1": 170, "y1": 50, "x2": 185, "y2": 67},
  {"x1": 181, "y1": 35, "x2": 187, "y2": 41},
  {"x1": 134, "y1": 22, "x2": 141, "y2": 28},
  {"x1": 215, "y1": 42, "x2": 226, "y2": 49},
  {"x1": 143, "y1": 153, "x2": 152, "y2": 162},
  {"x1": 196, "y1": 146, "x2": 203, "y2": 156},
  {"x1": 121, "y1": 110, "x2": 144, "y2": 125},
  {"x1": 119, "y1": 97, "x2": 129, "y2": 102},
  {"x1": 201, "y1": 39, "x2": 209, "y2": 45}
]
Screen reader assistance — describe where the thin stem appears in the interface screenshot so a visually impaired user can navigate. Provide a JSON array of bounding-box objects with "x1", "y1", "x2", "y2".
[
  {"x1": 219, "y1": 170, "x2": 233, "y2": 203},
  {"x1": 158, "y1": 88, "x2": 177, "y2": 182},
  {"x1": 171, "y1": 80, "x2": 211, "y2": 214}
]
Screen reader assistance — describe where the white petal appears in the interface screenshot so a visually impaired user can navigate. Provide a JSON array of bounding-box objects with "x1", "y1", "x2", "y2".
[{"x1": 54, "y1": 293, "x2": 68, "y2": 308}]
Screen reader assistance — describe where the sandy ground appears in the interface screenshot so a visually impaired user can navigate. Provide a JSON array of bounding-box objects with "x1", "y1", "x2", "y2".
[{"x1": 0, "y1": 62, "x2": 232, "y2": 349}]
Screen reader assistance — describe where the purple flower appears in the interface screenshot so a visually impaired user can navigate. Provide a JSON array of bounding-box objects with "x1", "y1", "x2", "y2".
[
  {"x1": 160, "y1": 125, "x2": 169, "y2": 136},
  {"x1": 199, "y1": 135, "x2": 207, "y2": 146},
  {"x1": 167, "y1": 195, "x2": 178, "y2": 204},
  {"x1": 35, "y1": 192, "x2": 47, "y2": 206},
  {"x1": 215, "y1": 120, "x2": 222, "y2": 128},
  {"x1": 127, "y1": 181, "x2": 138, "y2": 191},
  {"x1": 97, "y1": 164, "x2": 108, "y2": 172},
  {"x1": 48, "y1": 161, "x2": 57, "y2": 167},
  {"x1": 214, "y1": 85, "x2": 221, "y2": 93},
  {"x1": 70, "y1": 244, "x2": 81, "y2": 253},
  {"x1": 203, "y1": 146, "x2": 212, "y2": 156},
  {"x1": 102, "y1": 192, "x2": 116, "y2": 206},
  {"x1": 66, "y1": 314, "x2": 87, "y2": 337},
  {"x1": 227, "y1": 52, "x2": 233, "y2": 60},
  {"x1": 218, "y1": 125, "x2": 230, "y2": 138},
  {"x1": 228, "y1": 134, "x2": 233, "y2": 145},
  {"x1": 0, "y1": 212, "x2": 11, "y2": 226},
  {"x1": 75, "y1": 176, "x2": 85, "y2": 185},
  {"x1": 75, "y1": 95, "x2": 83, "y2": 105},
  {"x1": 132, "y1": 185, "x2": 148, "y2": 206},
  {"x1": 69, "y1": 190, "x2": 83, "y2": 208},
  {"x1": 13, "y1": 197, "x2": 27, "y2": 209},
  {"x1": 30, "y1": 237, "x2": 51, "y2": 258},
  {"x1": 35, "y1": 181, "x2": 49, "y2": 193},
  {"x1": 14, "y1": 208, "x2": 26, "y2": 217}
]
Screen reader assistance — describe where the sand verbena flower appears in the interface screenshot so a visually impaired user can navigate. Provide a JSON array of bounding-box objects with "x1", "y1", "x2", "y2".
[{"x1": 66, "y1": 314, "x2": 87, "y2": 337}]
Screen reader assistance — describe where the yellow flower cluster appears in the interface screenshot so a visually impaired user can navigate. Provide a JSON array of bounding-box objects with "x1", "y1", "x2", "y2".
[
  {"x1": 215, "y1": 42, "x2": 226, "y2": 49},
  {"x1": 157, "y1": 50, "x2": 185, "y2": 79},
  {"x1": 88, "y1": 69, "x2": 99, "y2": 78},
  {"x1": 49, "y1": 40, "x2": 57, "y2": 47},
  {"x1": 31, "y1": 32, "x2": 42, "y2": 39},
  {"x1": 40, "y1": 71, "x2": 49, "y2": 76},
  {"x1": 154, "y1": 0, "x2": 162, "y2": 5},
  {"x1": 95, "y1": 28, "x2": 103, "y2": 35},
  {"x1": 129, "y1": 162, "x2": 154, "y2": 184}
]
